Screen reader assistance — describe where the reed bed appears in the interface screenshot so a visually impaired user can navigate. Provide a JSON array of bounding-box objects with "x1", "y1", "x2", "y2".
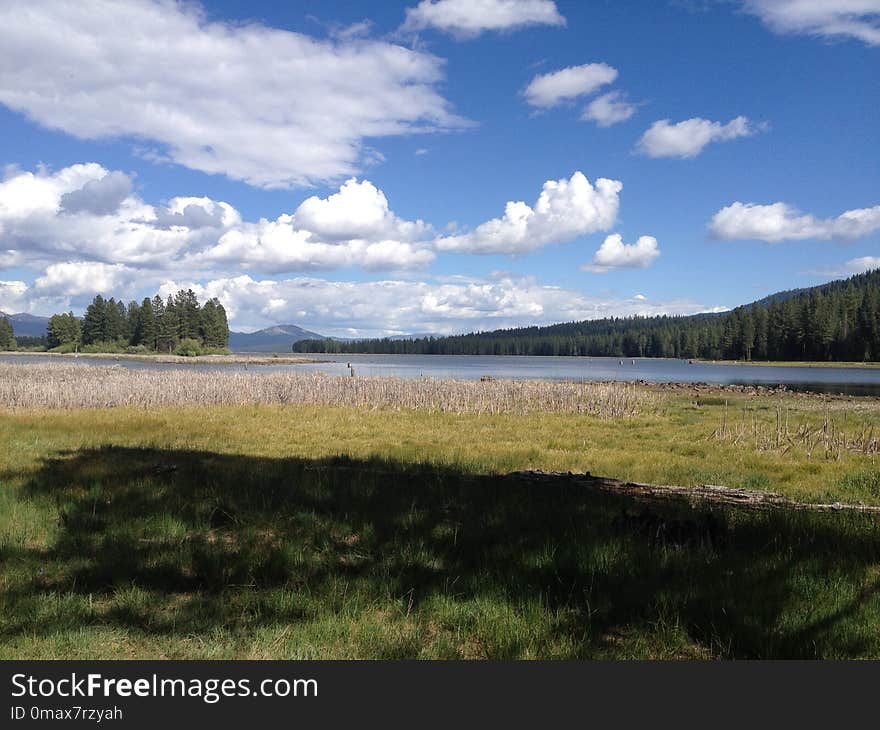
[
  {"x1": 713, "y1": 401, "x2": 880, "y2": 459},
  {"x1": 0, "y1": 362, "x2": 660, "y2": 417}
]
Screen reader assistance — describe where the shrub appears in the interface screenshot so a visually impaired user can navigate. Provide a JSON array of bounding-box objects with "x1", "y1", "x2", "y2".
[
  {"x1": 174, "y1": 338, "x2": 204, "y2": 357},
  {"x1": 81, "y1": 340, "x2": 125, "y2": 354}
]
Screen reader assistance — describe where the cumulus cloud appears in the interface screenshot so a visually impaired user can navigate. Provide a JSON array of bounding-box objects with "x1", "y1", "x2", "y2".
[
  {"x1": 709, "y1": 201, "x2": 880, "y2": 242},
  {"x1": 743, "y1": 0, "x2": 880, "y2": 45},
  {"x1": 435, "y1": 171, "x2": 622, "y2": 254},
  {"x1": 202, "y1": 223, "x2": 436, "y2": 274},
  {"x1": 293, "y1": 178, "x2": 430, "y2": 242},
  {"x1": 159, "y1": 273, "x2": 722, "y2": 336},
  {"x1": 637, "y1": 116, "x2": 763, "y2": 158},
  {"x1": 0, "y1": 163, "x2": 439, "y2": 275},
  {"x1": 0, "y1": 163, "x2": 194, "y2": 267},
  {"x1": 1, "y1": 163, "x2": 635, "y2": 276},
  {"x1": 34, "y1": 262, "x2": 139, "y2": 297},
  {"x1": 524, "y1": 63, "x2": 618, "y2": 108},
  {"x1": 1, "y1": 163, "x2": 672, "y2": 324},
  {"x1": 582, "y1": 91, "x2": 638, "y2": 127},
  {"x1": 401, "y1": 0, "x2": 565, "y2": 38},
  {"x1": 0, "y1": 0, "x2": 467, "y2": 188},
  {"x1": 582, "y1": 234, "x2": 661, "y2": 273},
  {"x1": 152, "y1": 198, "x2": 239, "y2": 230},
  {"x1": 59, "y1": 171, "x2": 133, "y2": 216}
]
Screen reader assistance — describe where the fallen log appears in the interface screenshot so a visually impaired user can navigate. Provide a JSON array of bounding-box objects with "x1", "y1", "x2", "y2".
[{"x1": 504, "y1": 470, "x2": 880, "y2": 515}]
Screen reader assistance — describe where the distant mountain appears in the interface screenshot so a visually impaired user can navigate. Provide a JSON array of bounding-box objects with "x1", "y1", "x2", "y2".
[
  {"x1": 229, "y1": 324, "x2": 325, "y2": 352},
  {"x1": 0, "y1": 311, "x2": 50, "y2": 338}
]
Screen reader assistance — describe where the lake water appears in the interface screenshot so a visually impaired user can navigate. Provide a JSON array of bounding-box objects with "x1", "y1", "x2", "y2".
[{"x1": 3, "y1": 353, "x2": 880, "y2": 396}]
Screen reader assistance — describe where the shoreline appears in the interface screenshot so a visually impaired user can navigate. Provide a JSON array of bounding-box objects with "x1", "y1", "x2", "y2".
[
  {"x1": 696, "y1": 358, "x2": 880, "y2": 370},
  {"x1": 299, "y1": 351, "x2": 880, "y2": 370},
  {"x1": 0, "y1": 350, "x2": 325, "y2": 366},
  {"x1": 0, "y1": 356, "x2": 874, "y2": 402}
]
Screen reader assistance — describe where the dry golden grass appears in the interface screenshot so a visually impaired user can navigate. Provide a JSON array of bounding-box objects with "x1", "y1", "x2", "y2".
[{"x1": 0, "y1": 361, "x2": 660, "y2": 417}]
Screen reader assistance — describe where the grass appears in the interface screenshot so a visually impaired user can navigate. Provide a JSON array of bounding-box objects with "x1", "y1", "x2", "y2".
[
  {"x1": 0, "y1": 361, "x2": 660, "y2": 415},
  {"x1": 703, "y1": 359, "x2": 880, "y2": 369},
  {"x1": 2, "y1": 366, "x2": 880, "y2": 659}
]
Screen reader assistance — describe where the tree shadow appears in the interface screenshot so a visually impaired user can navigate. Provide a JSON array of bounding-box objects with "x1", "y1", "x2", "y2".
[{"x1": 3, "y1": 445, "x2": 880, "y2": 658}]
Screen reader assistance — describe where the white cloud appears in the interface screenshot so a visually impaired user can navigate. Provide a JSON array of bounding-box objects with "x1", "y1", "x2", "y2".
[
  {"x1": 152, "y1": 197, "x2": 240, "y2": 230},
  {"x1": 202, "y1": 223, "x2": 436, "y2": 274},
  {"x1": 0, "y1": 163, "x2": 198, "y2": 267},
  {"x1": 824, "y1": 256, "x2": 880, "y2": 276},
  {"x1": 0, "y1": 163, "x2": 438, "y2": 275},
  {"x1": 59, "y1": 171, "x2": 133, "y2": 216},
  {"x1": 160, "y1": 273, "x2": 722, "y2": 336},
  {"x1": 401, "y1": 0, "x2": 565, "y2": 38},
  {"x1": 1, "y1": 164, "x2": 672, "y2": 323},
  {"x1": 709, "y1": 201, "x2": 880, "y2": 242},
  {"x1": 524, "y1": 63, "x2": 618, "y2": 108},
  {"x1": 34, "y1": 262, "x2": 139, "y2": 297},
  {"x1": 293, "y1": 178, "x2": 430, "y2": 242},
  {"x1": 637, "y1": 116, "x2": 763, "y2": 158},
  {"x1": 743, "y1": 0, "x2": 880, "y2": 45},
  {"x1": 435, "y1": 171, "x2": 622, "y2": 254},
  {"x1": 582, "y1": 91, "x2": 638, "y2": 127},
  {"x1": 0, "y1": 0, "x2": 466, "y2": 188},
  {"x1": 582, "y1": 234, "x2": 661, "y2": 273},
  {"x1": 0, "y1": 280, "x2": 29, "y2": 313}
]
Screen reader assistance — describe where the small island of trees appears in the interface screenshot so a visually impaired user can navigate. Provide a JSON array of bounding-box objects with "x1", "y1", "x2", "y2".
[{"x1": 1, "y1": 289, "x2": 229, "y2": 356}]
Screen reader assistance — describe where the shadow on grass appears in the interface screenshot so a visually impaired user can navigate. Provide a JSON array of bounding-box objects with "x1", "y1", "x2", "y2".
[{"x1": 3, "y1": 445, "x2": 880, "y2": 658}]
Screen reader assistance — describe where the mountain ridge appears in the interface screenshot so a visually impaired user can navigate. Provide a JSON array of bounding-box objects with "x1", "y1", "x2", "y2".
[
  {"x1": 228, "y1": 323, "x2": 325, "y2": 352},
  {"x1": 0, "y1": 311, "x2": 51, "y2": 338}
]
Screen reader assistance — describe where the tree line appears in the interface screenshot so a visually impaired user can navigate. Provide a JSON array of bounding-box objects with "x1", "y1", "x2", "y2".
[
  {"x1": 0, "y1": 290, "x2": 229, "y2": 355},
  {"x1": 294, "y1": 269, "x2": 880, "y2": 362}
]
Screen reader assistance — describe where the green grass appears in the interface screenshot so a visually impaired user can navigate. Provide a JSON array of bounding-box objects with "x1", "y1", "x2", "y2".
[{"x1": 1, "y1": 395, "x2": 880, "y2": 659}]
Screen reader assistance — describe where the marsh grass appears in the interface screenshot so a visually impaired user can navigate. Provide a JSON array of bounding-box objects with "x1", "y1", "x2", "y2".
[
  {"x1": 713, "y1": 400, "x2": 880, "y2": 459},
  {"x1": 0, "y1": 362, "x2": 659, "y2": 417}
]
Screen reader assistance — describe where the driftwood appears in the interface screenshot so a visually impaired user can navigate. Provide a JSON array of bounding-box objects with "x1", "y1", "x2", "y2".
[{"x1": 504, "y1": 470, "x2": 880, "y2": 515}]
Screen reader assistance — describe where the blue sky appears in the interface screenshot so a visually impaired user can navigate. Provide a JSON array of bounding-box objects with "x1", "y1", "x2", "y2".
[{"x1": 0, "y1": 0, "x2": 878, "y2": 335}]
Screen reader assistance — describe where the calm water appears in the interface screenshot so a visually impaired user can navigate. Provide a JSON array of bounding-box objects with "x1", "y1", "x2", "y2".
[{"x1": 3, "y1": 353, "x2": 880, "y2": 396}]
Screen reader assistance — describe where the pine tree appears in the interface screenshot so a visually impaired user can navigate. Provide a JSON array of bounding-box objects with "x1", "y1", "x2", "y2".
[
  {"x1": 47, "y1": 312, "x2": 81, "y2": 348},
  {"x1": 138, "y1": 298, "x2": 158, "y2": 350},
  {"x1": 81, "y1": 295, "x2": 107, "y2": 345},
  {"x1": 103, "y1": 298, "x2": 126, "y2": 343},
  {"x1": 0, "y1": 316, "x2": 15, "y2": 350},
  {"x1": 199, "y1": 298, "x2": 229, "y2": 349},
  {"x1": 126, "y1": 301, "x2": 142, "y2": 345},
  {"x1": 158, "y1": 295, "x2": 180, "y2": 352}
]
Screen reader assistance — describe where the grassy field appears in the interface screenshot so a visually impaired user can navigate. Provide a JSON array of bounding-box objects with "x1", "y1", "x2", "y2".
[{"x1": 2, "y1": 367, "x2": 880, "y2": 659}]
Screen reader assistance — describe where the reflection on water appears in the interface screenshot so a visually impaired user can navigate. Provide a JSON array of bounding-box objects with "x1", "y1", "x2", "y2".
[{"x1": 2, "y1": 353, "x2": 880, "y2": 397}]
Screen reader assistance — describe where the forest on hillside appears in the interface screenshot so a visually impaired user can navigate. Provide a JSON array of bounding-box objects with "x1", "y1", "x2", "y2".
[{"x1": 294, "y1": 270, "x2": 880, "y2": 362}]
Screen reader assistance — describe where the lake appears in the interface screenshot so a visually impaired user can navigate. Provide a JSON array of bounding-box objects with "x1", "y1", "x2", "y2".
[{"x1": 3, "y1": 353, "x2": 880, "y2": 396}]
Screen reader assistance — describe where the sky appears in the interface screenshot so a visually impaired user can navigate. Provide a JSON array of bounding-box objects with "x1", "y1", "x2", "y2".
[{"x1": 0, "y1": 0, "x2": 878, "y2": 336}]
